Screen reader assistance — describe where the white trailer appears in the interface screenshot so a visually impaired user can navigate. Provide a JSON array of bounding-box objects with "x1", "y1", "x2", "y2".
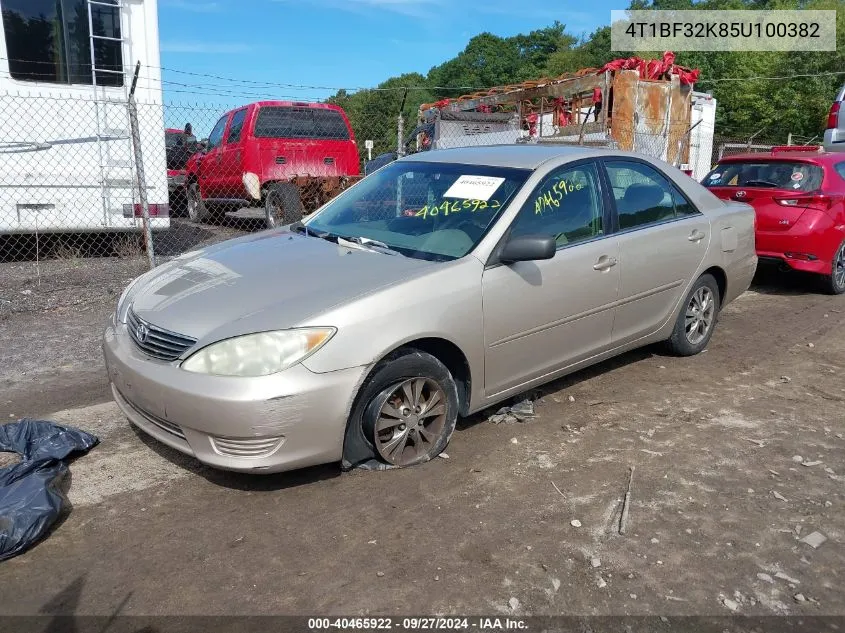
[
  {"x1": 0, "y1": 0, "x2": 168, "y2": 235},
  {"x1": 686, "y1": 92, "x2": 718, "y2": 181}
]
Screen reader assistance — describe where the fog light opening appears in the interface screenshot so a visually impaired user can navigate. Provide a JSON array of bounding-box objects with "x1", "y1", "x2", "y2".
[{"x1": 784, "y1": 252, "x2": 817, "y2": 261}]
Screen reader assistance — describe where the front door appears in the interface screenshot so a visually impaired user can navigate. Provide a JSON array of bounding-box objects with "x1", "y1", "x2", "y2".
[
  {"x1": 197, "y1": 113, "x2": 230, "y2": 199},
  {"x1": 602, "y1": 159, "x2": 710, "y2": 345},
  {"x1": 482, "y1": 161, "x2": 620, "y2": 397},
  {"x1": 218, "y1": 108, "x2": 248, "y2": 200}
]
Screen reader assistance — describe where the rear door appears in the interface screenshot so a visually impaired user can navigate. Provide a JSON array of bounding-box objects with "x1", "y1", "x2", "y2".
[
  {"x1": 704, "y1": 160, "x2": 825, "y2": 233},
  {"x1": 603, "y1": 159, "x2": 710, "y2": 345},
  {"x1": 218, "y1": 108, "x2": 249, "y2": 200}
]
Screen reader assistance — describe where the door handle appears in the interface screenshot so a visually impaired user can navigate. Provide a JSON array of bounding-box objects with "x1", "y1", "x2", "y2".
[
  {"x1": 215, "y1": 154, "x2": 222, "y2": 164},
  {"x1": 593, "y1": 256, "x2": 618, "y2": 271},
  {"x1": 688, "y1": 229, "x2": 706, "y2": 242}
]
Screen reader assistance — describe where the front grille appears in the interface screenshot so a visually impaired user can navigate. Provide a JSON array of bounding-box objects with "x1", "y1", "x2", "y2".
[
  {"x1": 210, "y1": 435, "x2": 284, "y2": 458},
  {"x1": 127, "y1": 308, "x2": 197, "y2": 362},
  {"x1": 115, "y1": 388, "x2": 186, "y2": 441}
]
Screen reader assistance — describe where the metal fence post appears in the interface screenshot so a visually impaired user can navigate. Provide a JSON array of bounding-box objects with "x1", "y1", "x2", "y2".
[
  {"x1": 396, "y1": 88, "x2": 408, "y2": 158},
  {"x1": 128, "y1": 61, "x2": 156, "y2": 268}
]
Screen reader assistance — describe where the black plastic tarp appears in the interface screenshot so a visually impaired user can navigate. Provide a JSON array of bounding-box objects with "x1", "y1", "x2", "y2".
[{"x1": 0, "y1": 419, "x2": 98, "y2": 561}]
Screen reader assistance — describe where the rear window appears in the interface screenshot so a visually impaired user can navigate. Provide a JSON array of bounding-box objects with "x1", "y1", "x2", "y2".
[
  {"x1": 703, "y1": 161, "x2": 823, "y2": 192},
  {"x1": 253, "y1": 107, "x2": 351, "y2": 140}
]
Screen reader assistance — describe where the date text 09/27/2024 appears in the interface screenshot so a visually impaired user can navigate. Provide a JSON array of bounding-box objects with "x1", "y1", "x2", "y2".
[{"x1": 308, "y1": 617, "x2": 528, "y2": 631}]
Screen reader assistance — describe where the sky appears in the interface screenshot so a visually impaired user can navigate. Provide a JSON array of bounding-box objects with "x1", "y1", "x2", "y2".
[{"x1": 157, "y1": 0, "x2": 617, "y2": 112}]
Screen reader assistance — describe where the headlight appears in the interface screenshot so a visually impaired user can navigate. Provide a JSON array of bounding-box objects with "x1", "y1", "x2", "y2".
[{"x1": 181, "y1": 328, "x2": 335, "y2": 377}]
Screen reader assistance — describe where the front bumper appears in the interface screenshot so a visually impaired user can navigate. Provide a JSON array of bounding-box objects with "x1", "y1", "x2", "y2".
[
  {"x1": 167, "y1": 172, "x2": 186, "y2": 194},
  {"x1": 103, "y1": 318, "x2": 368, "y2": 473}
]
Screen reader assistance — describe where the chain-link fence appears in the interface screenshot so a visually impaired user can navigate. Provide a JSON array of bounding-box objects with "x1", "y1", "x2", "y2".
[{"x1": 0, "y1": 88, "x2": 804, "y2": 318}]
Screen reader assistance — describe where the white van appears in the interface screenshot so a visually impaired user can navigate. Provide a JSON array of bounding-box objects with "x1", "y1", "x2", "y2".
[
  {"x1": 823, "y1": 82, "x2": 845, "y2": 153},
  {"x1": 0, "y1": 0, "x2": 169, "y2": 236}
]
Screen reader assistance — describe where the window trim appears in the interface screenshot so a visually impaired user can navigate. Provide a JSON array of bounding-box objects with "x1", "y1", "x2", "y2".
[
  {"x1": 598, "y1": 157, "x2": 703, "y2": 235},
  {"x1": 206, "y1": 113, "x2": 230, "y2": 151},
  {"x1": 224, "y1": 108, "x2": 248, "y2": 145},
  {"x1": 486, "y1": 158, "x2": 612, "y2": 268}
]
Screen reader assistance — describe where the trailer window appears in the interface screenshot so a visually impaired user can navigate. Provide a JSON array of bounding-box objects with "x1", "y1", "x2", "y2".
[
  {"x1": 253, "y1": 107, "x2": 351, "y2": 140},
  {"x1": 2, "y1": 0, "x2": 123, "y2": 86}
]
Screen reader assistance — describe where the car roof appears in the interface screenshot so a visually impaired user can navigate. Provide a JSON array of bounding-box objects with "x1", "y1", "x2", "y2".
[
  {"x1": 719, "y1": 151, "x2": 845, "y2": 166},
  {"x1": 400, "y1": 144, "x2": 626, "y2": 170}
]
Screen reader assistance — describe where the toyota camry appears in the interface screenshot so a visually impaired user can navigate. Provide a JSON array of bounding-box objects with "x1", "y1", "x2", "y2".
[{"x1": 103, "y1": 145, "x2": 757, "y2": 473}]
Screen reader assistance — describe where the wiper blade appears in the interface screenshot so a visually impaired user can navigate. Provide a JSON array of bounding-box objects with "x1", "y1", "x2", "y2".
[
  {"x1": 337, "y1": 235, "x2": 404, "y2": 257},
  {"x1": 290, "y1": 222, "x2": 334, "y2": 241}
]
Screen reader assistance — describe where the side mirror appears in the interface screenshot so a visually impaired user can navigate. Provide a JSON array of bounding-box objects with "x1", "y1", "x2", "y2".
[{"x1": 499, "y1": 234, "x2": 556, "y2": 264}]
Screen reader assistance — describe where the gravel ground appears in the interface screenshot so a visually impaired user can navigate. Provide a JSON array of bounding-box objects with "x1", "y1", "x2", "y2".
[{"x1": 0, "y1": 260, "x2": 843, "y2": 619}]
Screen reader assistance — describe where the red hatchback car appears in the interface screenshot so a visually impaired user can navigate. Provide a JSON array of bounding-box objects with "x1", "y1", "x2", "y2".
[
  {"x1": 185, "y1": 101, "x2": 360, "y2": 226},
  {"x1": 703, "y1": 147, "x2": 845, "y2": 294}
]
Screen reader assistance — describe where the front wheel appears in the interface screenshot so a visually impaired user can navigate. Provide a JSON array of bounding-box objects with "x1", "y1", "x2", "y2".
[
  {"x1": 665, "y1": 273, "x2": 721, "y2": 356},
  {"x1": 355, "y1": 350, "x2": 459, "y2": 468},
  {"x1": 821, "y1": 239, "x2": 845, "y2": 295},
  {"x1": 186, "y1": 183, "x2": 207, "y2": 223}
]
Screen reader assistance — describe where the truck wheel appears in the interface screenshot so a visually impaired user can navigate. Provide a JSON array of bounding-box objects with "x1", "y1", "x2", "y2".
[
  {"x1": 265, "y1": 183, "x2": 304, "y2": 229},
  {"x1": 186, "y1": 183, "x2": 207, "y2": 223}
]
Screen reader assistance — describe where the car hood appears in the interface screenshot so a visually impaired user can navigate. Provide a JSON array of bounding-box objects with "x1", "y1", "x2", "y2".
[{"x1": 129, "y1": 230, "x2": 439, "y2": 342}]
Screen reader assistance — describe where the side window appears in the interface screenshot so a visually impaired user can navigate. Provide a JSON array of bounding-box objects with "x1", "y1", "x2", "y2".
[
  {"x1": 672, "y1": 187, "x2": 698, "y2": 217},
  {"x1": 226, "y1": 109, "x2": 248, "y2": 144},
  {"x1": 836, "y1": 162, "x2": 845, "y2": 182},
  {"x1": 509, "y1": 163, "x2": 604, "y2": 248},
  {"x1": 605, "y1": 161, "x2": 696, "y2": 229},
  {"x1": 2, "y1": 0, "x2": 123, "y2": 86},
  {"x1": 207, "y1": 115, "x2": 229, "y2": 151}
]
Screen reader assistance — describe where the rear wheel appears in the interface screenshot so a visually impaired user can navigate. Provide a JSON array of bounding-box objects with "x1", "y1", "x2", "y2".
[
  {"x1": 821, "y1": 239, "x2": 845, "y2": 295},
  {"x1": 186, "y1": 183, "x2": 207, "y2": 223},
  {"x1": 355, "y1": 350, "x2": 459, "y2": 468},
  {"x1": 265, "y1": 183, "x2": 304, "y2": 229},
  {"x1": 665, "y1": 273, "x2": 720, "y2": 356}
]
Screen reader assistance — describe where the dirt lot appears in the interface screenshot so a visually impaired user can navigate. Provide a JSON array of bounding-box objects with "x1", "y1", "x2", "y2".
[{"x1": 0, "y1": 261, "x2": 843, "y2": 619}]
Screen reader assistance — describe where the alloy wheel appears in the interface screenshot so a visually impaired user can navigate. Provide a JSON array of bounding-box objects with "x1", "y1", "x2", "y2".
[
  {"x1": 685, "y1": 286, "x2": 715, "y2": 345},
  {"x1": 834, "y1": 242, "x2": 845, "y2": 291},
  {"x1": 373, "y1": 378, "x2": 448, "y2": 466}
]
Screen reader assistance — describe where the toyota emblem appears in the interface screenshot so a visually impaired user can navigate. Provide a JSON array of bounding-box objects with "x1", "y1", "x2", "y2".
[
  {"x1": 136, "y1": 322, "x2": 149, "y2": 343},
  {"x1": 735, "y1": 190, "x2": 746, "y2": 198}
]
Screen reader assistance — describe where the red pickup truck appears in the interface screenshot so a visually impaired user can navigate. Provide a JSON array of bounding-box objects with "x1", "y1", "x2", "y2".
[{"x1": 184, "y1": 101, "x2": 361, "y2": 227}]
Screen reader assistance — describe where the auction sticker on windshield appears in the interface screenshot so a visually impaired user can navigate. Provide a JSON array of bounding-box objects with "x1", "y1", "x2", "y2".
[{"x1": 444, "y1": 175, "x2": 505, "y2": 202}]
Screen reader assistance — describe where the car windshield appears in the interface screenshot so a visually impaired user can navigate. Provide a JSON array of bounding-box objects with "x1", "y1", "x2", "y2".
[
  {"x1": 703, "y1": 160, "x2": 823, "y2": 192},
  {"x1": 304, "y1": 161, "x2": 530, "y2": 261}
]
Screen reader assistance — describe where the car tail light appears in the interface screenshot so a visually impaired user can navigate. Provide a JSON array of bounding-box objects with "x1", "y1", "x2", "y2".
[
  {"x1": 774, "y1": 194, "x2": 837, "y2": 212},
  {"x1": 770, "y1": 145, "x2": 822, "y2": 153},
  {"x1": 827, "y1": 101, "x2": 841, "y2": 130},
  {"x1": 122, "y1": 203, "x2": 170, "y2": 218}
]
